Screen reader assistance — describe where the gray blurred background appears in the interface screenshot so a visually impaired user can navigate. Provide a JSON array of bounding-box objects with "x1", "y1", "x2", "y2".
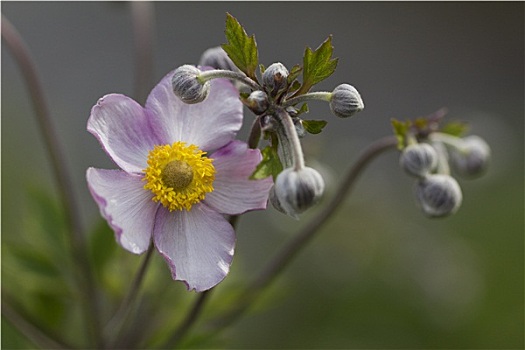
[{"x1": 2, "y1": 2, "x2": 523, "y2": 348}]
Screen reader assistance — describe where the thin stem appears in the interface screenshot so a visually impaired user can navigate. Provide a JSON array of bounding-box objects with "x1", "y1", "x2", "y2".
[
  {"x1": 205, "y1": 135, "x2": 398, "y2": 331},
  {"x1": 2, "y1": 298, "x2": 73, "y2": 349},
  {"x1": 131, "y1": 1, "x2": 155, "y2": 104},
  {"x1": 105, "y1": 244, "x2": 155, "y2": 347},
  {"x1": 247, "y1": 115, "x2": 262, "y2": 149},
  {"x1": 199, "y1": 69, "x2": 261, "y2": 91},
  {"x1": 1, "y1": 15, "x2": 102, "y2": 347},
  {"x1": 282, "y1": 91, "x2": 331, "y2": 107}
]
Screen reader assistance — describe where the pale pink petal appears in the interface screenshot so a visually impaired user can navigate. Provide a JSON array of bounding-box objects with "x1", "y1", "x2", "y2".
[
  {"x1": 86, "y1": 168, "x2": 157, "y2": 254},
  {"x1": 205, "y1": 141, "x2": 273, "y2": 215},
  {"x1": 88, "y1": 94, "x2": 160, "y2": 174},
  {"x1": 153, "y1": 204, "x2": 235, "y2": 292},
  {"x1": 145, "y1": 69, "x2": 243, "y2": 152}
]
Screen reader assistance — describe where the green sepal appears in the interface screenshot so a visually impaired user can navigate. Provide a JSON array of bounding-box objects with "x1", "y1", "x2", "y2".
[
  {"x1": 391, "y1": 118, "x2": 412, "y2": 149},
  {"x1": 440, "y1": 121, "x2": 469, "y2": 137},
  {"x1": 222, "y1": 13, "x2": 259, "y2": 81},
  {"x1": 297, "y1": 36, "x2": 338, "y2": 95},
  {"x1": 250, "y1": 145, "x2": 283, "y2": 181},
  {"x1": 302, "y1": 119, "x2": 328, "y2": 134},
  {"x1": 297, "y1": 103, "x2": 309, "y2": 115}
]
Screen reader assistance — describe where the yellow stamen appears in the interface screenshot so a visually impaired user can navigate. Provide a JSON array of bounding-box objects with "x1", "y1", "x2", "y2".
[{"x1": 143, "y1": 141, "x2": 215, "y2": 211}]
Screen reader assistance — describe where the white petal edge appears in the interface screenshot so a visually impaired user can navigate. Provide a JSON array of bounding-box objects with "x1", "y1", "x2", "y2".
[
  {"x1": 87, "y1": 168, "x2": 158, "y2": 254},
  {"x1": 153, "y1": 203, "x2": 235, "y2": 292},
  {"x1": 205, "y1": 141, "x2": 273, "y2": 215}
]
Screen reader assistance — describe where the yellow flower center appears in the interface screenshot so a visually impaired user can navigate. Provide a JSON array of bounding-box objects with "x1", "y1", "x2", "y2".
[{"x1": 143, "y1": 141, "x2": 215, "y2": 211}]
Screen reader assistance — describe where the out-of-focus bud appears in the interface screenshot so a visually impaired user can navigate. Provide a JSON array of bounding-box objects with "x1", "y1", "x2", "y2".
[
  {"x1": 271, "y1": 167, "x2": 325, "y2": 218},
  {"x1": 450, "y1": 135, "x2": 491, "y2": 178},
  {"x1": 329, "y1": 84, "x2": 364, "y2": 118},
  {"x1": 199, "y1": 46, "x2": 238, "y2": 72},
  {"x1": 415, "y1": 174, "x2": 462, "y2": 218},
  {"x1": 171, "y1": 65, "x2": 210, "y2": 104},
  {"x1": 262, "y1": 62, "x2": 289, "y2": 97},
  {"x1": 399, "y1": 143, "x2": 438, "y2": 178},
  {"x1": 243, "y1": 90, "x2": 269, "y2": 115}
]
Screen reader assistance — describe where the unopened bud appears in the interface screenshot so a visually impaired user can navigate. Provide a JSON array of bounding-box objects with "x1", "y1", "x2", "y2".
[
  {"x1": 262, "y1": 62, "x2": 289, "y2": 97},
  {"x1": 199, "y1": 46, "x2": 238, "y2": 72},
  {"x1": 243, "y1": 90, "x2": 269, "y2": 115},
  {"x1": 415, "y1": 174, "x2": 462, "y2": 218},
  {"x1": 450, "y1": 135, "x2": 491, "y2": 178},
  {"x1": 271, "y1": 167, "x2": 325, "y2": 218},
  {"x1": 400, "y1": 143, "x2": 438, "y2": 178},
  {"x1": 329, "y1": 84, "x2": 364, "y2": 118},
  {"x1": 171, "y1": 65, "x2": 210, "y2": 104}
]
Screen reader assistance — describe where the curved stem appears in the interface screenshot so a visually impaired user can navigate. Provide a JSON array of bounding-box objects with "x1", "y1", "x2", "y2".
[
  {"x1": 282, "y1": 91, "x2": 331, "y2": 107},
  {"x1": 105, "y1": 244, "x2": 155, "y2": 347},
  {"x1": 131, "y1": 1, "x2": 155, "y2": 104},
  {"x1": 1, "y1": 15, "x2": 102, "y2": 347},
  {"x1": 274, "y1": 107, "x2": 305, "y2": 170},
  {"x1": 199, "y1": 69, "x2": 261, "y2": 91},
  {"x1": 205, "y1": 135, "x2": 398, "y2": 331}
]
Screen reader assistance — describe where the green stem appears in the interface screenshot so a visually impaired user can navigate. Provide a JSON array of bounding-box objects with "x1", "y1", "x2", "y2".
[
  {"x1": 199, "y1": 69, "x2": 261, "y2": 91},
  {"x1": 282, "y1": 91, "x2": 331, "y2": 107},
  {"x1": 1, "y1": 15, "x2": 102, "y2": 348},
  {"x1": 205, "y1": 135, "x2": 398, "y2": 332}
]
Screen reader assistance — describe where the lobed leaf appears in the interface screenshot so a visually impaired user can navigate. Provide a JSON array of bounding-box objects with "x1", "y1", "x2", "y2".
[
  {"x1": 298, "y1": 36, "x2": 338, "y2": 95},
  {"x1": 391, "y1": 118, "x2": 412, "y2": 149},
  {"x1": 222, "y1": 13, "x2": 259, "y2": 81},
  {"x1": 250, "y1": 145, "x2": 283, "y2": 181}
]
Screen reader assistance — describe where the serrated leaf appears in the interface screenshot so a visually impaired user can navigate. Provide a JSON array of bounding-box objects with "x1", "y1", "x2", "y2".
[
  {"x1": 302, "y1": 119, "x2": 328, "y2": 134},
  {"x1": 250, "y1": 146, "x2": 283, "y2": 180},
  {"x1": 222, "y1": 13, "x2": 259, "y2": 81},
  {"x1": 391, "y1": 118, "x2": 412, "y2": 149},
  {"x1": 441, "y1": 121, "x2": 469, "y2": 137},
  {"x1": 287, "y1": 64, "x2": 303, "y2": 84},
  {"x1": 297, "y1": 36, "x2": 338, "y2": 95}
]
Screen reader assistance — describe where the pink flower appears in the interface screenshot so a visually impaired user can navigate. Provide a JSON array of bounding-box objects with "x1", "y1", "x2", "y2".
[{"x1": 86, "y1": 69, "x2": 272, "y2": 292}]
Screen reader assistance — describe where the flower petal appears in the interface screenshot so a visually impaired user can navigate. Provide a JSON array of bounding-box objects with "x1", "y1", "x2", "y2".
[
  {"x1": 145, "y1": 69, "x2": 243, "y2": 152},
  {"x1": 88, "y1": 94, "x2": 159, "y2": 174},
  {"x1": 86, "y1": 168, "x2": 157, "y2": 254},
  {"x1": 153, "y1": 204, "x2": 235, "y2": 292},
  {"x1": 205, "y1": 141, "x2": 273, "y2": 215}
]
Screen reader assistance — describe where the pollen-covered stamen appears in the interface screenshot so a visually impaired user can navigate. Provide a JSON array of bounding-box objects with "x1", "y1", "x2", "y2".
[
  {"x1": 143, "y1": 142, "x2": 215, "y2": 211},
  {"x1": 162, "y1": 160, "x2": 193, "y2": 191}
]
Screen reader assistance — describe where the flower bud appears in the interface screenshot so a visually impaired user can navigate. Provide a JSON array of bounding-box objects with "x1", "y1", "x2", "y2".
[
  {"x1": 198, "y1": 46, "x2": 238, "y2": 72},
  {"x1": 399, "y1": 143, "x2": 438, "y2": 178},
  {"x1": 171, "y1": 65, "x2": 210, "y2": 104},
  {"x1": 450, "y1": 135, "x2": 491, "y2": 178},
  {"x1": 243, "y1": 90, "x2": 269, "y2": 115},
  {"x1": 415, "y1": 174, "x2": 462, "y2": 218},
  {"x1": 272, "y1": 167, "x2": 325, "y2": 218},
  {"x1": 262, "y1": 62, "x2": 289, "y2": 97},
  {"x1": 329, "y1": 84, "x2": 364, "y2": 118}
]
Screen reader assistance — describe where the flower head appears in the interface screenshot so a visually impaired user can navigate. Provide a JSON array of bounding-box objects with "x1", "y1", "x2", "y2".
[{"x1": 87, "y1": 69, "x2": 272, "y2": 292}]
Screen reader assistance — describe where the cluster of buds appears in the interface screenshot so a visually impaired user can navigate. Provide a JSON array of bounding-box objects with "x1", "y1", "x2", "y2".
[
  {"x1": 396, "y1": 111, "x2": 491, "y2": 217},
  {"x1": 171, "y1": 45, "x2": 365, "y2": 218}
]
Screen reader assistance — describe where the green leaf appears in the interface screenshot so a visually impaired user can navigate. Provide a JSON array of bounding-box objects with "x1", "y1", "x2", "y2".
[
  {"x1": 298, "y1": 36, "x2": 338, "y2": 95},
  {"x1": 287, "y1": 64, "x2": 303, "y2": 84},
  {"x1": 298, "y1": 103, "x2": 309, "y2": 115},
  {"x1": 302, "y1": 119, "x2": 328, "y2": 134},
  {"x1": 391, "y1": 118, "x2": 412, "y2": 149},
  {"x1": 441, "y1": 121, "x2": 469, "y2": 137},
  {"x1": 250, "y1": 146, "x2": 283, "y2": 180},
  {"x1": 222, "y1": 13, "x2": 259, "y2": 81}
]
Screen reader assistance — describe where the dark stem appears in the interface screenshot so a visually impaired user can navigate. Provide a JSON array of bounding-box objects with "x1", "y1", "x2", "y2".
[
  {"x1": 131, "y1": 1, "x2": 155, "y2": 104},
  {"x1": 205, "y1": 135, "x2": 398, "y2": 331},
  {"x1": 1, "y1": 15, "x2": 102, "y2": 347},
  {"x1": 106, "y1": 244, "x2": 155, "y2": 348}
]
